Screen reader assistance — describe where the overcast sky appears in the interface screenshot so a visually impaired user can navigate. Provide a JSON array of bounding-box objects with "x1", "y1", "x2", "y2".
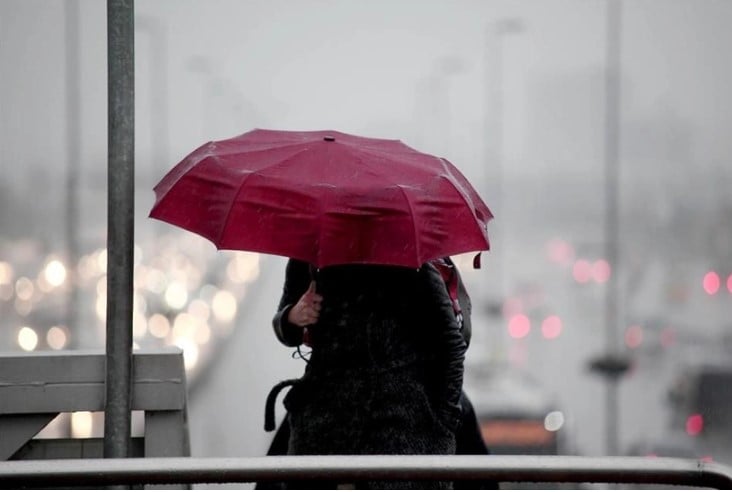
[{"x1": 3, "y1": 0, "x2": 732, "y2": 182}]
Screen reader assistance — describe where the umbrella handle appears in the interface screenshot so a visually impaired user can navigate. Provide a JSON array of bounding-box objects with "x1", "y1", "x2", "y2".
[{"x1": 308, "y1": 263, "x2": 320, "y2": 287}]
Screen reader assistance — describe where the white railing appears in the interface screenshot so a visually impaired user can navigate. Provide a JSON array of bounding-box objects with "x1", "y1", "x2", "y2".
[{"x1": 1, "y1": 455, "x2": 731, "y2": 489}]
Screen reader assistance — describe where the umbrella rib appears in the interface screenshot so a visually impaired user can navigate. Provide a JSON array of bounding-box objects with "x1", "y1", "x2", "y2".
[
  {"x1": 394, "y1": 183, "x2": 421, "y2": 266},
  {"x1": 350, "y1": 146, "x2": 434, "y2": 175},
  {"x1": 437, "y1": 159, "x2": 492, "y2": 224},
  {"x1": 438, "y1": 158, "x2": 493, "y2": 222},
  {"x1": 433, "y1": 172, "x2": 492, "y2": 252},
  {"x1": 314, "y1": 146, "x2": 336, "y2": 269},
  {"x1": 216, "y1": 170, "x2": 257, "y2": 248},
  {"x1": 206, "y1": 140, "x2": 310, "y2": 160},
  {"x1": 214, "y1": 146, "x2": 315, "y2": 248}
]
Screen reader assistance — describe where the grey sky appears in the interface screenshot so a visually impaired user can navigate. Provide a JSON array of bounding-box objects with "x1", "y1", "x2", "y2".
[{"x1": 3, "y1": 1, "x2": 731, "y2": 181}]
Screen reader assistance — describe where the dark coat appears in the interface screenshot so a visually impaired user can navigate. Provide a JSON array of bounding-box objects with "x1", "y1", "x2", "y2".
[{"x1": 272, "y1": 259, "x2": 466, "y2": 489}]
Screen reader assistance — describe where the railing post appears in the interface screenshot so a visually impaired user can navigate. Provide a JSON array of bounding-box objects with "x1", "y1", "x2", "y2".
[
  {"x1": 1, "y1": 350, "x2": 189, "y2": 462},
  {"x1": 105, "y1": 0, "x2": 135, "y2": 459}
]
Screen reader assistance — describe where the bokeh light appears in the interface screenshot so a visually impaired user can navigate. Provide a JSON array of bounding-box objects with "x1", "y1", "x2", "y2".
[
  {"x1": 212, "y1": 289, "x2": 237, "y2": 323},
  {"x1": 188, "y1": 299, "x2": 211, "y2": 321},
  {"x1": 18, "y1": 326, "x2": 39, "y2": 351},
  {"x1": 173, "y1": 312, "x2": 197, "y2": 340},
  {"x1": 46, "y1": 326, "x2": 68, "y2": 350},
  {"x1": 96, "y1": 276, "x2": 107, "y2": 297},
  {"x1": 195, "y1": 323, "x2": 212, "y2": 345},
  {"x1": 625, "y1": 325, "x2": 643, "y2": 349},
  {"x1": 0, "y1": 261, "x2": 14, "y2": 284},
  {"x1": 592, "y1": 259, "x2": 611, "y2": 283},
  {"x1": 226, "y1": 252, "x2": 260, "y2": 284},
  {"x1": 165, "y1": 281, "x2": 188, "y2": 310},
  {"x1": 133, "y1": 312, "x2": 148, "y2": 338},
  {"x1": 546, "y1": 238, "x2": 575, "y2": 266},
  {"x1": 544, "y1": 411, "x2": 565, "y2": 432},
  {"x1": 508, "y1": 314, "x2": 531, "y2": 339},
  {"x1": 96, "y1": 249, "x2": 108, "y2": 274},
  {"x1": 686, "y1": 414, "x2": 704, "y2": 436},
  {"x1": 703, "y1": 271, "x2": 720, "y2": 295},
  {"x1": 44, "y1": 259, "x2": 67, "y2": 287},
  {"x1": 541, "y1": 315, "x2": 563, "y2": 339},
  {"x1": 95, "y1": 295, "x2": 107, "y2": 321},
  {"x1": 176, "y1": 338, "x2": 200, "y2": 371},
  {"x1": 148, "y1": 313, "x2": 171, "y2": 339},
  {"x1": 15, "y1": 276, "x2": 34, "y2": 301}
]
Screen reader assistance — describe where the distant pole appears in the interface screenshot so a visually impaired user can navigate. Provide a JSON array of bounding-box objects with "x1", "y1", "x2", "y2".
[
  {"x1": 483, "y1": 18, "x2": 523, "y2": 317},
  {"x1": 430, "y1": 55, "x2": 465, "y2": 155},
  {"x1": 136, "y1": 15, "x2": 170, "y2": 207},
  {"x1": 137, "y1": 16, "x2": 170, "y2": 256},
  {"x1": 603, "y1": 0, "x2": 623, "y2": 457},
  {"x1": 104, "y1": 0, "x2": 135, "y2": 459},
  {"x1": 64, "y1": 0, "x2": 81, "y2": 347}
]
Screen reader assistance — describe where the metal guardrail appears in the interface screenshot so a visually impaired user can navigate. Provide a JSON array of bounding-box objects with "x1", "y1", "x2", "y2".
[{"x1": 2, "y1": 455, "x2": 732, "y2": 489}]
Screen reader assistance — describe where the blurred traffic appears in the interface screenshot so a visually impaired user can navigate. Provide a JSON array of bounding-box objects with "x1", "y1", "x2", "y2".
[{"x1": 0, "y1": 232, "x2": 261, "y2": 438}]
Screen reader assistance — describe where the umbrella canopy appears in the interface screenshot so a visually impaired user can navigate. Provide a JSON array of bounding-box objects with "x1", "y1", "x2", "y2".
[{"x1": 150, "y1": 129, "x2": 493, "y2": 269}]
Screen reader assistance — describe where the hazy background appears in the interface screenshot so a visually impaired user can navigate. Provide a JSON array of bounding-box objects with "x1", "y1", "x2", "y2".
[{"x1": 2, "y1": 0, "x2": 732, "y2": 479}]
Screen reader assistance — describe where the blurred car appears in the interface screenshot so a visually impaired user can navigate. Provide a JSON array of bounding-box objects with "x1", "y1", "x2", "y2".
[
  {"x1": 625, "y1": 431, "x2": 699, "y2": 459},
  {"x1": 665, "y1": 363, "x2": 732, "y2": 464},
  {"x1": 464, "y1": 363, "x2": 570, "y2": 455}
]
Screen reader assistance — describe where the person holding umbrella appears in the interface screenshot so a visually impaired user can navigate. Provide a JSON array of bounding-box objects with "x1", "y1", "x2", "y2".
[
  {"x1": 260, "y1": 257, "x2": 499, "y2": 490},
  {"x1": 149, "y1": 129, "x2": 495, "y2": 488},
  {"x1": 264, "y1": 257, "x2": 466, "y2": 489}
]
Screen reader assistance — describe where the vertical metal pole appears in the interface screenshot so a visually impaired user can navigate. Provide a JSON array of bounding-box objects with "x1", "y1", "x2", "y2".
[
  {"x1": 604, "y1": 0, "x2": 622, "y2": 457},
  {"x1": 492, "y1": 26, "x2": 505, "y2": 304},
  {"x1": 64, "y1": 0, "x2": 82, "y2": 441},
  {"x1": 480, "y1": 23, "x2": 506, "y2": 328},
  {"x1": 482, "y1": 19, "x2": 523, "y2": 355},
  {"x1": 104, "y1": 0, "x2": 135, "y2": 459}
]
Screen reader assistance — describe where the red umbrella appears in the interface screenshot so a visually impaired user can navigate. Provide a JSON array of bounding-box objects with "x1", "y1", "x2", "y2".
[{"x1": 150, "y1": 129, "x2": 492, "y2": 269}]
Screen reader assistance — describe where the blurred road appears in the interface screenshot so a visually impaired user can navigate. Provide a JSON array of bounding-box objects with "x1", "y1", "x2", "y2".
[{"x1": 187, "y1": 255, "x2": 305, "y2": 462}]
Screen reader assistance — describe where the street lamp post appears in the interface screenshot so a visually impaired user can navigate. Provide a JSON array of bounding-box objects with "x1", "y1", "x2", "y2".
[
  {"x1": 482, "y1": 18, "x2": 524, "y2": 319},
  {"x1": 136, "y1": 15, "x2": 170, "y2": 249},
  {"x1": 589, "y1": 0, "x2": 628, "y2": 458},
  {"x1": 64, "y1": 0, "x2": 81, "y2": 350},
  {"x1": 419, "y1": 55, "x2": 466, "y2": 156}
]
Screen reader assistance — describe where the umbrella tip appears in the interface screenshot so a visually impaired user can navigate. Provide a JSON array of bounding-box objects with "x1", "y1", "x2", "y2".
[{"x1": 323, "y1": 135, "x2": 335, "y2": 142}]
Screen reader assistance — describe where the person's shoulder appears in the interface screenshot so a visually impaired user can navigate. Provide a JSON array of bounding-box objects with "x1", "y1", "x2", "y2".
[
  {"x1": 418, "y1": 261, "x2": 444, "y2": 285},
  {"x1": 286, "y1": 258, "x2": 311, "y2": 271},
  {"x1": 284, "y1": 258, "x2": 314, "y2": 285}
]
